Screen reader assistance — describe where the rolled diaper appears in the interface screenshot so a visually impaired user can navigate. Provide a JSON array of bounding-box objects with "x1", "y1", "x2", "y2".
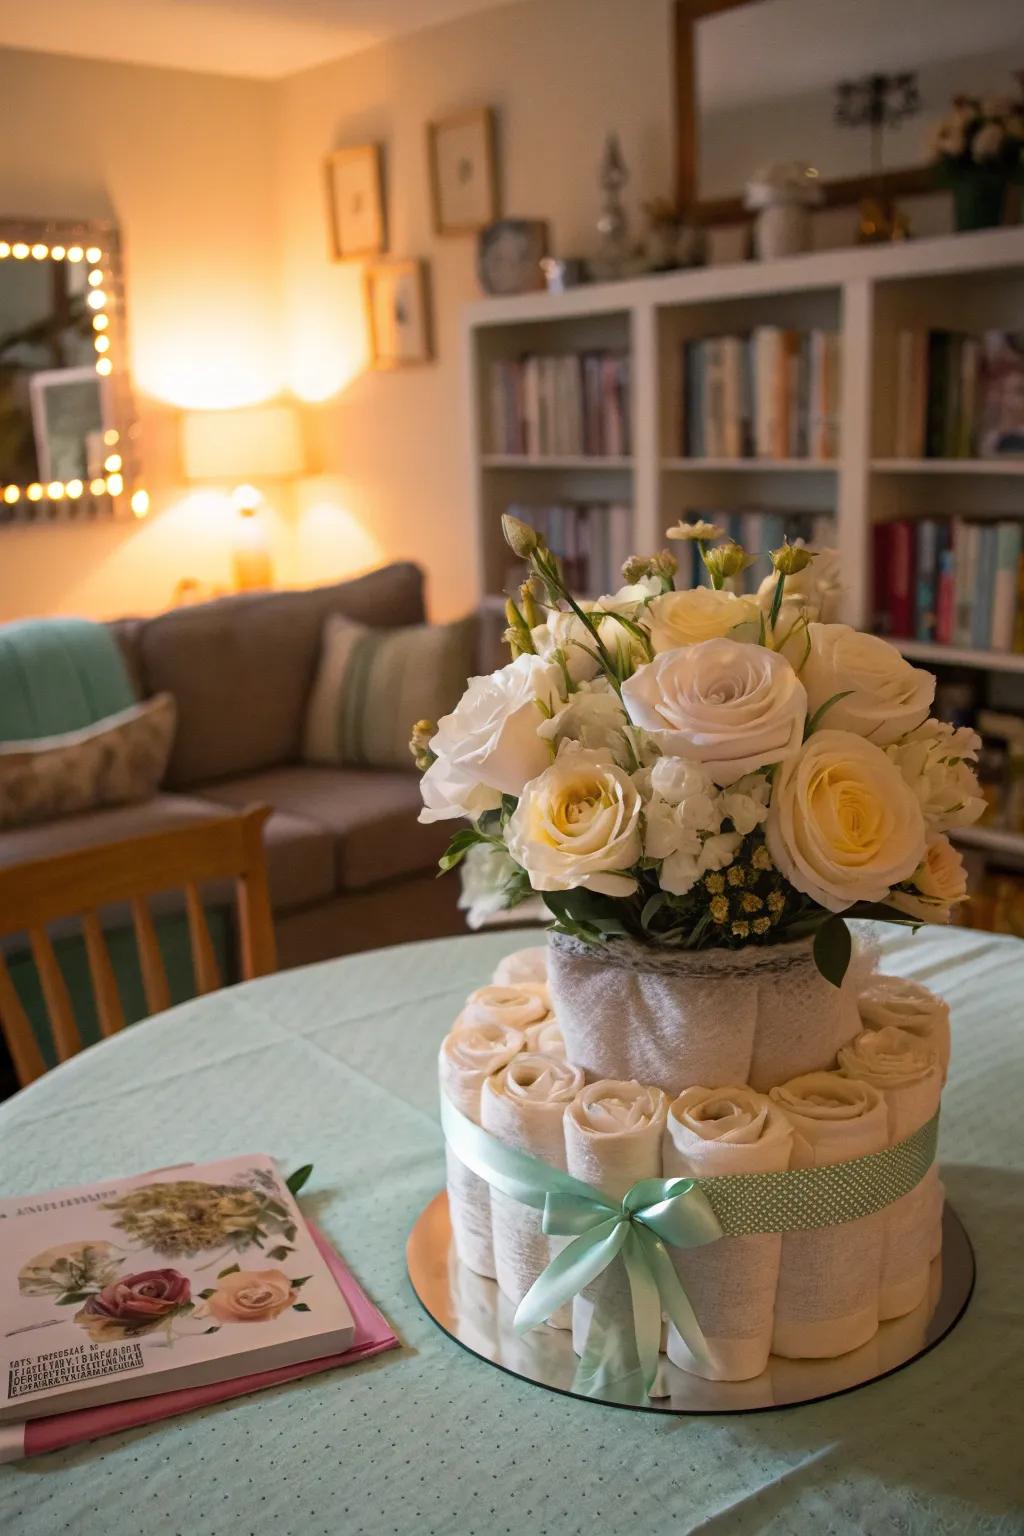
[
  {"x1": 838, "y1": 1026, "x2": 943, "y2": 1320},
  {"x1": 662, "y1": 1086, "x2": 793, "y2": 1381},
  {"x1": 439, "y1": 1020, "x2": 525, "y2": 1277},
  {"x1": 524, "y1": 1017, "x2": 566, "y2": 1058},
  {"x1": 458, "y1": 983, "x2": 550, "y2": 1031},
  {"x1": 492, "y1": 945, "x2": 548, "y2": 986},
  {"x1": 857, "y1": 973, "x2": 951, "y2": 1082},
  {"x1": 481, "y1": 1053, "x2": 585, "y2": 1327},
  {"x1": 768, "y1": 1072, "x2": 889, "y2": 1359},
  {"x1": 563, "y1": 1080, "x2": 668, "y2": 1362}
]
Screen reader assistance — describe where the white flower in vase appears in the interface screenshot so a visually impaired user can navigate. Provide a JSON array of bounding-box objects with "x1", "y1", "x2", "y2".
[
  {"x1": 506, "y1": 746, "x2": 642, "y2": 897},
  {"x1": 756, "y1": 547, "x2": 843, "y2": 626},
  {"x1": 889, "y1": 833, "x2": 969, "y2": 923},
  {"x1": 885, "y1": 718, "x2": 985, "y2": 831},
  {"x1": 538, "y1": 679, "x2": 644, "y2": 767},
  {"x1": 800, "y1": 623, "x2": 935, "y2": 745},
  {"x1": 646, "y1": 586, "x2": 761, "y2": 653}
]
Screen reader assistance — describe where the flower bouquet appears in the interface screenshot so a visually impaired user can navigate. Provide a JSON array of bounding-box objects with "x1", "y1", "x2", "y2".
[{"x1": 932, "y1": 87, "x2": 1024, "y2": 230}]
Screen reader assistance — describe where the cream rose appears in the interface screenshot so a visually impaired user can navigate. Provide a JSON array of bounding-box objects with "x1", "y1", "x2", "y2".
[
  {"x1": 889, "y1": 833, "x2": 967, "y2": 923},
  {"x1": 621, "y1": 637, "x2": 807, "y2": 785},
  {"x1": 885, "y1": 718, "x2": 985, "y2": 830},
  {"x1": 646, "y1": 587, "x2": 760, "y2": 654},
  {"x1": 205, "y1": 1268, "x2": 297, "y2": 1323},
  {"x1": 766, "y1": 728, "x2": 927, "y2": 911},
  {"x1": 800, "y1": 624, "x2": 935, "y2": 746},
  {"x1": 757, "y1": 547, "x2": 842, "y2": 625},
  {"x1": 419, "y1": 654, "x2": 562, "y2": 822},
  {"x1": 458, "y1": 983, "x2": 550, "y2": 1030},
  {"x1": 506, "y1": 746, "x2": 642, "y2": 897}
]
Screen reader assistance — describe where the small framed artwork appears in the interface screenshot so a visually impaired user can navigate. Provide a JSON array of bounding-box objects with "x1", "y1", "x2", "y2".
[
  {"x1": 364, "y1": 259, "x2": 432, "y2": 369},
  {"x1": 477, "y1": 219, "x2": 549, "y2": 295},
  {"x1": 427, "y1": 107, "x2": 498, "y2": 235},
  {"x1": 325, "y1": 144, "x2": 386, "y2": 261}
]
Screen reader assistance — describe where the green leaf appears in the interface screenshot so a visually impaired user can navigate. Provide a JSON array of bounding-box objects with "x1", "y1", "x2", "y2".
[
  {"x1": 203, "y1": 1326, "x2": 220, "y2": 1334},
  {"x1": 437, "y1": 827, "x2": 488, "y2": 873},
  {"x1": 291, "y1": 1275, "x2": 312, "y2": 1288},
  {"x1": 804, "y1": 690, "x2": 854, "y2": 738},
  {"x1": 217, "y1": 1263, "x2": 241, "y2": 1278},
  {"x1": 768, "y1": 569, "x2": 786, "y2": 629},
  {"x1": 56, "y1": 1291, "x2": 91, "y2": 1305},
  {"x1": 285, "y1": 1164, "x2": 313, "y2": 1196},
  {"x1": 640, "y1": 892, "x2": 669, "y2": 930},
  {"x1": 813, "y1": 915, "x2": 852, "y2": 988},
  {"x1": 267, "y1": 1245, "x2": 294, "y2": 1261},
  {"x1": 292, "y1": 1302, "x2": 311, "y2": 1312},
  {"x1": 198, "y1": 1288, "x2": 215, "y2": 1300}
]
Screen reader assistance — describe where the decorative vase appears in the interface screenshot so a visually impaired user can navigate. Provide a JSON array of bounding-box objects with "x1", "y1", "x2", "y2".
[
  {"x1": 547, "y1": 933, "x2": 869, "y2": 1098},
  {"x1": 753, "y1": 202, "x2": 812, "y2": 261},
  {"x1": 952, "y1": 174, "x2": 1006, "y2": 232}
]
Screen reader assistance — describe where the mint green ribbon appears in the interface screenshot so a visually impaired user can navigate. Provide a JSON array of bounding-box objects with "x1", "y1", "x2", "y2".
[{"x1": 440, "y1": 1096, "x2": 722, "y2": 1398}]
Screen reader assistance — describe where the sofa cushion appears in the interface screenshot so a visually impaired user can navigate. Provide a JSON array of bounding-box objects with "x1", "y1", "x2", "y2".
[
  {"x1": 0, "y1": 618, "x2": 136, "y2": 742},
  {"x1": 137, "y1": 564, "x2": 427, "y2": 789},
  {"x1": 198, "y1": 765, "x2": 449, "y2": 891},
  {"x1": 0, "y1": 792, "x2": 334, "y2": 916}
]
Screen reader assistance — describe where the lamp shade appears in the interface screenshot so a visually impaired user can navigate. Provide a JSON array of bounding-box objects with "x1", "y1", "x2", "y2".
[{"x1": 181, "y1": 403, "x2": 304, "y2": 481}]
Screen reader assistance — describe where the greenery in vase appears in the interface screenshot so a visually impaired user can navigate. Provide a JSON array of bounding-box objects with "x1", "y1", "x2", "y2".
[
  {"x1": 411, "y1": 519, "x2": 984, "y2": 984},
  {"x1": 932, "y1": 88, "x2": 1024, "y2": 215}
]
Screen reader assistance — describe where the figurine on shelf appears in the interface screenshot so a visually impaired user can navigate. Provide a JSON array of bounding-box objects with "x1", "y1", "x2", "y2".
[
  {"x1": 835, "y1": 71, "x2": 920, "y2": 243},
  {"x1": 744, "y1": 163, "x2": 822, "y2": 260}
]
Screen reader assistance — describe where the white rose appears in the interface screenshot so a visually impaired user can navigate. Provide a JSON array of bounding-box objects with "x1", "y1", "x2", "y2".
[
  {"x1": 885, "y1": 718, "x2": 985, "y2": 830},
  {"x1": 538, "y1": 680, "x2": 640, "y2": 766},
  {"x1": 531, "y1": 581, "x2": 658, "y2": 683},
  {"x1": 506, "y1": 747, "x2": 642, "y2": 897},
  {"x1": 800, "y1": 623, "x2": 935, "y2": 745},
  {"x1": 419, "y1": 654, "x2": 562, "y2": 822},
  {"x1": 889, "y1": 833, "x2": 967, "y2": 923},
  {"x1": 643, "y1": 756, "x2": 738, "y2": 896},
  {"x1": 757, "y1": 547, "x2": 842, "y2": 625},
  {"x1": 766, "y1": 728, "x2": 927, "y2": 911},
  {"x1": 621, "y1": 637, "x2": 807, "y2": 785},
  {"x1": 646, "y1": 587, "x2": 760, "y2": 654}
]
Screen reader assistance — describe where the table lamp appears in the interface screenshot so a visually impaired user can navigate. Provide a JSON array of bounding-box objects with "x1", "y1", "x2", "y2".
[{"x1": 180, "y1": 402, "x2": 304, "y2": 591}]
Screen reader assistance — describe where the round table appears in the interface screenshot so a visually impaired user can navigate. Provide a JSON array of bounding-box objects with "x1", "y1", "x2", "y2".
[{"x1": 1, "y1": 926, "x2": 1022, "y2": 1535}]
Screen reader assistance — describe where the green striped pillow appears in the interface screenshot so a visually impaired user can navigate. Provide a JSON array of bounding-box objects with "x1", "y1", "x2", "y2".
[{"x1": 302, "y1": 614, "x2": 476, "y2": 769}]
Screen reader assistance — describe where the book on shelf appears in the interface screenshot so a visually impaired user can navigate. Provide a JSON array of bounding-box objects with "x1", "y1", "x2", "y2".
[
  {"x1": 0, "y1": 1154, "x2": 397, "y2": 1457},
  {"x1": 487, "y1": 351, "x2": 631, "y2": 458},
  {"x1": 874, "y1": 517, "x2": 1024, "y2": 651},
  {"x1": 679, "y1": 327, "x2": 839, "y2": 462},
  {"x1": 502, "y1": 501, "x2": 633, "y2": 599},
  {"x1": 895, "y1": 328, "x2": 1024, "y2": 459}
]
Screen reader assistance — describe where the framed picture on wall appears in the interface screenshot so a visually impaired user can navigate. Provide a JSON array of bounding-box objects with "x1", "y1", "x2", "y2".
[
  {"x1": 325, "y1": 144, "x2": 386, "y2": 261},
  {"x1": 427, "y1": 107, "x2": 498, "y2": 235},
  {"x1": 364, "y1": 259, "x2": 432, "y2": 368}
]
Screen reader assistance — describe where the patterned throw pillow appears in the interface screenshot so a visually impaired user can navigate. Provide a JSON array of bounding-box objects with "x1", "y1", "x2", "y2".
[
  {"x1": 0, "y1": 693, "x2": 177, "y2": 829},
  {"x1": 303, "y1": 614, "x2": 476, "y2": 770}
]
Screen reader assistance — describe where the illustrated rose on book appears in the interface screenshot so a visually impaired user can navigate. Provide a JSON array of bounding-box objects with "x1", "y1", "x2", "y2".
[
  {"x1": 73, "y1": 1269, "x2": 192, "y2": 1342},
  {"x1": 194, "y1": 1265, "x2": 311, "y2": 1323},
  {"x1": 18, "y1": 1241, "x2": 124, "y2": 1303}
]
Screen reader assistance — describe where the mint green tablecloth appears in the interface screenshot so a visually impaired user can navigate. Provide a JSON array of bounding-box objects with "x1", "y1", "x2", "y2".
[{"x1": 1, "y1": 927, "x2": 1022, "y2": 1536}]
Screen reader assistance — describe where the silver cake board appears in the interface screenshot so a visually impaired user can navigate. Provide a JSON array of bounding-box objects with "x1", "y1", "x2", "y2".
[{"x1": 406, "y1": 1192, "x2": 974, "y2": 1414}]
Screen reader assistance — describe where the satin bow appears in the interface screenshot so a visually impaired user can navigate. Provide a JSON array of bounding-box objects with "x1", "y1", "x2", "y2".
[{"x1": 440, "y1": 1096, "x2": 723, "y2": 1399}]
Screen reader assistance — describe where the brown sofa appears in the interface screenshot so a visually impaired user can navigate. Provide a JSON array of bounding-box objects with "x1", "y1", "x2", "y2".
[{"x1": 1, "y1": 564, "x2": 473, "y2": 970}]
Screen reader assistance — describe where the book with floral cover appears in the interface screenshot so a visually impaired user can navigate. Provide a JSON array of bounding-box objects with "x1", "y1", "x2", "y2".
[{"x1": 0, "y1": 1154, "x2": 355, "y2": 1423}]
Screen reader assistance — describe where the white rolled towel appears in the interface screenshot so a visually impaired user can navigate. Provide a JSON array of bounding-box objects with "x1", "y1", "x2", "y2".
[
  {"x1": 525, "y1": 1017, "x2": 566, "y2": 1059},
  {"x1": 857, "y1": 973, "x2": 951, "y2": 1082},
  {"x1": 482, "y1": 1053, "x2": 584, "y2": 1327},
  {"x1": 564, "y1": 1081, "x2": 668, "y2": 1360},
  {"x1": 838, "y1": 1026, "x2": 943, "y2": 1320},
  {"x1": 439, "y1": 1020, "x2": 525, "y2": 1277},
  {"x1": 492, "y1": 945, "x2": 548, "y2": 986},
  {"x1": 457, "y1": 983, "x2": 550, "y2": 1032},
  {"x1": 662, "y1": 1086, "x2": 793, "y2": 1381},
  {"x1": 768, "y1": 1072, "x2": 889, "y2": 1359}
]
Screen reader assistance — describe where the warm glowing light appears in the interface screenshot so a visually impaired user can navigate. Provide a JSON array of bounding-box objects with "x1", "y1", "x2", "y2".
[
  {"x1": 66, "y1": 479, "x2": 84, "y2": 498},
  {"x1": 106, "y1": 472, "x2": 124, "y2": 495},
  {"x1": 27, "y1": 483, "x2": 43, "y2": 501},
  {"x1": 12, "y1": 243, "x2": 29, "y2": 260},
  {"x1": 3, "y1": 485, "x2": 19, "y2": 504},
  {"x1": 87, "y1": 268, "x2": 104, "y2": 287},
  {"x1": 94, "y1": 335, "x2": 110, "y2": 353},
  {"x1": 87, "y1": 290, "x2": 107, "y2": 310},
  {"x1": 67, "y1": 245, "x2": 84, "y2": 263},
  {"x1": 31, "y1": 243, "x2": 49, "y2": 260},
  {"x1": 130, "y1": 489, "x2": 150, "y2": 518},
  {"x1": 46, "y1": 481, "x2": 65, "y2": 499},
  {"x1": 85, "y1": 246, "x2": 102, "y2": 263},
  {"x1": 93, "y1": 314, "x2": 109, "y2": 331},
  {"x1": 104, "y1": 453, "x2": 122, "y2": 473},
  {"x1": 51, "y1": 245, "x2": 66, "y2": 260},
  {"x1": 90, "y1": 477, "x2": 107, "y2": 495},
  {"x1": 0, "y1": 242, "x2": 10, "y2": 259},
  {"x1": 103, "y1": 428, "x2": 120, "y2": 445},
  {"x1": 96, "y1": 357, "x2": 113, "y2": 376}
]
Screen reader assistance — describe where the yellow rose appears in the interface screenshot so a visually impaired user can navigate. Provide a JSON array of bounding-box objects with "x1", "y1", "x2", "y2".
[
  {"x1": 205, "y1": 1268, "x2": 298, "y2": 1323},
  {"x1": 506, "y1": 747, "x2": 642, "y2": 897},
  {"x1": 889, "y1": 833, "x2": 967, "y2": 923},
  {"x1": 646, "y1": 587, "x2": 760, "y2": 653},
  {"x1": 766, "y1": 728, "x2": 926, "y2": 911}
]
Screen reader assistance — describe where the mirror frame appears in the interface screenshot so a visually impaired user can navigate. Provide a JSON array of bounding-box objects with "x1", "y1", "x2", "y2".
[
  {"x1": 0, "y1": 217, "x2": 145, "y2": 526},
  {"x1": 674, "y1": 0, "x2": 937, "y2": 223}
]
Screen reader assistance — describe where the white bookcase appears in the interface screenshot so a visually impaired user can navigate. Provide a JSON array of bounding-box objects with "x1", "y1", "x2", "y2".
[{"x1": 463, "y1": 225, "x2": 1024, "y2": 867}]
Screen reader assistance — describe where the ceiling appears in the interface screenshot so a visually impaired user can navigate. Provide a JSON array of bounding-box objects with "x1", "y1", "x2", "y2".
[{"x1": 0, "y1": 0, "x2": 515, "y2": 80}]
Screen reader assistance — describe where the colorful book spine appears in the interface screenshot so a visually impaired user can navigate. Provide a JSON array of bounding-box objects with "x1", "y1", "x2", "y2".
[
  {"x1": 915, "y1": 520, "x2": 939, "y2": 643},
  {"x1": 888, "y1": 521, "x2": 915, "y2": 638},
  {"x1": 991, "y1": 523, "x2": 1023, "y2": 651},
  {"x1": 970, "y1": 525, "x2": 999, "y2": 650}
]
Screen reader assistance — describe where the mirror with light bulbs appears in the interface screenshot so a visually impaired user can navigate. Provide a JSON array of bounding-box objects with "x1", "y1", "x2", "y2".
[{"x1": 0, "y1": 218, "x2": 146, "y2": 525}]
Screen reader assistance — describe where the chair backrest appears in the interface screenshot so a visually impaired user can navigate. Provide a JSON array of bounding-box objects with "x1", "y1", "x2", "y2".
[{"x1": 0, "y1": 805, "x2": 277, "y2": 1088}]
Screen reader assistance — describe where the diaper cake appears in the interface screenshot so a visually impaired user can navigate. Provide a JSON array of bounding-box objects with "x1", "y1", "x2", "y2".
[{"x1": 413, "y1": 516, "x2": 980, "y2": 1391}]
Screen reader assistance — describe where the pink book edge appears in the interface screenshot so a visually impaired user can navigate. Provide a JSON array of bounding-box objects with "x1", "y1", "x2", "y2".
[{"x1": 15, "y1": 1223, "x2": 399, "y2": 1459}]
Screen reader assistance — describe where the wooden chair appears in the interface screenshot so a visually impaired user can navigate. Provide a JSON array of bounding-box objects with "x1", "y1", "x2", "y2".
[{"x1": 0, "y1": 804, "x2": 277, "y2": 1088}]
